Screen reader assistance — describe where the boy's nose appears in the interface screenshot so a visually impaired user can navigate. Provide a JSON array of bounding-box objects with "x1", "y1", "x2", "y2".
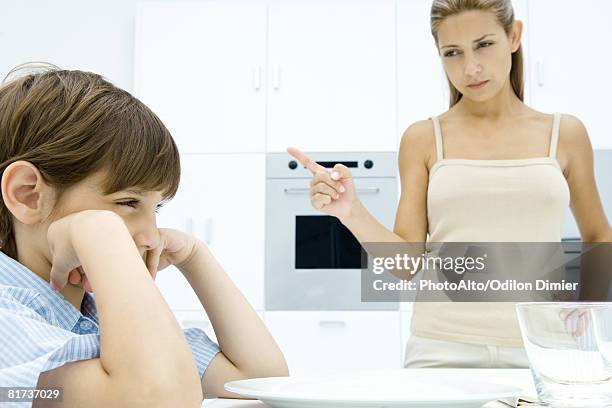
[{"x1": 134, "y1": 229, "x2": 160, "y2": 252}]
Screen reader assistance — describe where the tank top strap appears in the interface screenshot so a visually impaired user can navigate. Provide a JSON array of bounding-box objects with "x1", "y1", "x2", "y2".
[
  {"x1": 430, "y1": 116, "x2": 444, "y2": 161},
  {"x1": 549, "y1": 112, "x2": 562, "y2": 158}
]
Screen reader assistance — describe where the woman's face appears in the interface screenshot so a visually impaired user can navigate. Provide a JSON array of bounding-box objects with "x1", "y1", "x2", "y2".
[{"x1": 436, "y1": 10, "x2": 522, "y2": 102}]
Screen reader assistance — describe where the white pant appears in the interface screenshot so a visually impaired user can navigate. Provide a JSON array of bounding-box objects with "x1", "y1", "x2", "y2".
[{"x1": 404, "y1": 334, "x2": 530, "y2": 368}]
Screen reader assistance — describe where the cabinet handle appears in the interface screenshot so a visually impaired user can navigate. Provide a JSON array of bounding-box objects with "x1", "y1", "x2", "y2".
[
  {"x1": 319, "y1": 320, "x2": 347, "y2": 329},
  {"x1": 273, "y1": 64, "x2": 281, "y2": 90},
  {"x1": 536, "y1": 60, "x2": 544, "y2": 87},
  {"x1": 253, "y1": 66, "x2": 262, "y2": 91}
]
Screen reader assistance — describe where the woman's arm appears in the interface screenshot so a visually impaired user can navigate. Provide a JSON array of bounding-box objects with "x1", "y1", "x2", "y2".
[
  {"x1": 176, "y1": 241, "x2": 289, "y2": 399},
  {"x1": 561, "y1": 115, "x2": 612, "y2": 242},
  {"x1": 287, "y1": 121, "x2": 432, "y2": 282},
  {"x1": 559, "y1": 115, "x2": 612, "y2": 301},
  {"x1": 288, "y1": 120, "x2": 431, "y2": 245}
]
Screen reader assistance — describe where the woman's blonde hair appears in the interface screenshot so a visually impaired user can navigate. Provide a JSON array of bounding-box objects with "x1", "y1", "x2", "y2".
[
  {"x1": 0, "y1": 63, "x2": 181, "y2": 260},
  {"x1": 430, "y1": 0, "x2": 524, "y2": 107}
]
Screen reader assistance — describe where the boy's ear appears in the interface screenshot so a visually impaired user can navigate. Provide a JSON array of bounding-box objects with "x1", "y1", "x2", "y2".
[{"x1": 1, "y1": 161, "x2": 54, "y2": 225}]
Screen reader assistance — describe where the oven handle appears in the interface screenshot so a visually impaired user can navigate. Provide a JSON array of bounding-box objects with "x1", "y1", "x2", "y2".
[{"x1": 284, "y1": 187, "x2": 380, "y2": 195}]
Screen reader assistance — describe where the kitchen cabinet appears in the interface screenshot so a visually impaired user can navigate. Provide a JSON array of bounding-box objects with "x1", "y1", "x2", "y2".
[
  {"x1": 156, "y1": 266, "x2": 202, "y2": 311},
  {"x1": 156, "y1": 154, "x2": 266, "y2": 311},
  {"x1": 396, "y1": 0, "x2": 446, "y2": 147},
  {"x1": 136, "y1": 0, "x2": 397, "y2": 154},
  {"x1": 266, "y1": 0, "x2": 397, "y2": 152},
  {"x1": 134, "y1": 1, "x2": 267, "y2": 154},
  {"x1": 264, "y1": 311, "x2": 402, "y2": 374},
  {"x1": 399, "y1": 309, "x2": 413, "y2": 367},
  {"x1": 528, "y1": 0, "x2": 612, "y2": 149}
]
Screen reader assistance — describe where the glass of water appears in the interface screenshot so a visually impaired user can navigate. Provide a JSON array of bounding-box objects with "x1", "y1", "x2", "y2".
[{"x1": 516, "y1": 302, "x2": 612, "y2": 407}]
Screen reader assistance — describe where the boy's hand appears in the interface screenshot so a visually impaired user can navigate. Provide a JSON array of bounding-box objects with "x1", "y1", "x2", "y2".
[
  {"x1": 48, "y1": 210, "x2": 124, "y2": 293},
  {"x1": 67, "y1": 228, "x2": 199, "y2": 289},
  {"x1": 63, "y1": 223, "x2": 199, "y2": 291},
  {"x1": 144, "y1": 228, "x2": 199, "y2": 279}
]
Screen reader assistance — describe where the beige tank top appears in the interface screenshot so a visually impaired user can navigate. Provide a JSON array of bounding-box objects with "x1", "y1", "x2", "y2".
[{"x1": 410, "y1": 112, "x2": 571, "y2": 347}]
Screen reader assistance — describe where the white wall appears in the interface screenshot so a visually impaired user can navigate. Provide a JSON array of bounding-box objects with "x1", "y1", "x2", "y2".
[{"x1": 0, "y1": 0, "x2": 140, "y2": 91}]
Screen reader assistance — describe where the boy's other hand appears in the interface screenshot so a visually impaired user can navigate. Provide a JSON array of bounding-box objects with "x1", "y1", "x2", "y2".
[{"x1": 144, "y1": 228, "x2": 199, "y2": 279}]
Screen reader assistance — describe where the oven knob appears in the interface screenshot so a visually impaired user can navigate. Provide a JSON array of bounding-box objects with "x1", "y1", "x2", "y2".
[
  {"x1": 364, "y1": 159, "x2": 373, "y2": 169},
  {"x1": 288, "y1": 160, "x2": 298, "y2": 170}
]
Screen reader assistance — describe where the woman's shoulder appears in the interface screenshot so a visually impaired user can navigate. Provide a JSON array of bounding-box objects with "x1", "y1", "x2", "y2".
[
  {"x1": 525, "y1": 109, "x2": 590, "y2": 171},
  {"x1": 400, "y1": 117, "x2": 438, "y2": 147},
  {"x1": 399, "y1": 118, "x2": 437, "y2": 166},
  {"x1": 521, "y1": 107, "x2": 587, "y2": 136},
  {"x1": 556, "y1": 113, "x2": 592, "y2": 172},
  {"x1": 557, "y1": 112, "x2": 589, "y2": 142}
]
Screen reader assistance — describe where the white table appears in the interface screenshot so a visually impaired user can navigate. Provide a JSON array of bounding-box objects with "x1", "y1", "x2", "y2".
[{"x1": 200, "y1": 368, "x2": 540, "y2": 407}]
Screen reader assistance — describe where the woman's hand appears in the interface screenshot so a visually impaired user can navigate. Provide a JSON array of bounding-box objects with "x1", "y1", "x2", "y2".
[
  {"x1": 287, "y1": 147, "x2": 361, "y2": 220},
  {"x1": 560, "y1": 307, "x2": 590, "y2": 337}
]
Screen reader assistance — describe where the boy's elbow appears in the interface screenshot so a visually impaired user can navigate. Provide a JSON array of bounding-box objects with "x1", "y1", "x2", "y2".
[
  {"x1": 133, "y1": 372, "x2": 202, "y2": 408},
  {"x1": 269, "y1": 361, "x2": 290, "y2": 377},
  {"x1": 248, "y1": 359, "x2": 290, "y2": 378}
]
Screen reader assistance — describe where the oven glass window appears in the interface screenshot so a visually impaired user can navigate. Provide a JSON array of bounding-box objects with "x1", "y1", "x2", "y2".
[{"x1": 295, "y1": 215, "x2": 365, "y2": 269}]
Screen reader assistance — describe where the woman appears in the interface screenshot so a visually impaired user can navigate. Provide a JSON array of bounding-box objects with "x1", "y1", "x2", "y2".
[
  {"x1": 288, "y1": 0, "x2": 611, "y2": 368},
  {"x1": 0, "y1": 66, "x2": 288, "y2": 407}
]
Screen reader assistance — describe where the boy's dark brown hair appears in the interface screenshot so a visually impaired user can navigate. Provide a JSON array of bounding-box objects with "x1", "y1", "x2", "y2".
[{"x1": 0, "y1": 63, "x2": 181, "y2": 260}]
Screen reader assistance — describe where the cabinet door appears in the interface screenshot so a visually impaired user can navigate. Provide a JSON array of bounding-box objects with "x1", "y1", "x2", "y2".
[
  {"x1": 528, "y1": 0, "x2": 612, "y2": 148},
  {"x1": 399, "y1": 309, "x2": 413, "y2": 367},
  {"x1": 156, "y1": 154, "x2": 265, "y2": 311},
  {"x1": 264, "y1": 311, "x2": 402, "y2": 374},
  {"x1": 266, "y1": 0, "x2": 397, "y2": 152},
  {"x1": 397, "y1": 0, "x2": 446, "y2": 145},
  {"x1": 134, "y1": 1, "x2": 267, "y2": 153}
]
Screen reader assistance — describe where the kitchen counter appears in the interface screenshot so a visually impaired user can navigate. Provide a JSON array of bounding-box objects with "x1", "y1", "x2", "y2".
[{"x1": 201, "y1": 368, "x2": 540, "y2": 407}]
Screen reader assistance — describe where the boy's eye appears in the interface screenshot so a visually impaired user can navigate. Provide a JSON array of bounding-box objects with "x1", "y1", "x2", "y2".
[
  {"x1": 117, "y1": 200, "x2": 163, "y2": 214},
  {"x1": 118, "y1": 200, "x2": 139, "y2": 209}
]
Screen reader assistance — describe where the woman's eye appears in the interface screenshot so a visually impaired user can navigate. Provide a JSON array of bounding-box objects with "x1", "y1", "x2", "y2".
[
  {"x1": 444, "y1": 50, "x2": 460, "y2": 58},
  {"x1": 477, "y1": 41, "x2": 494, "y2": 49}
]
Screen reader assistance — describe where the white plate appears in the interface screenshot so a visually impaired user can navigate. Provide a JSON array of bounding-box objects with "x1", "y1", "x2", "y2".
[{"x1": 224, "y1": 370, "x2": 522, "y2": 408}]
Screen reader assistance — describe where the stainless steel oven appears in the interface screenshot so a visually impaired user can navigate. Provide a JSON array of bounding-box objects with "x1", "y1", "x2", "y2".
[{"x1": 265, "y1": 152, "x2": 398, "y2": 310}]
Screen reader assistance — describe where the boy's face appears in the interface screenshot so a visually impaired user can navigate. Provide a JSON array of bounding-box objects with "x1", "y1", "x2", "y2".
[
  {"x1": 50, "y1": 170, "x2": 164, "y2": 259},
  {"x1": 2, "y1": 161, "x2": 167, "y2": 293},
  {"x1": 43, "y1": 170, "x2": 165, "y2": 289},
  {"x1": 436, "y1": 10, "x2": 521, "y2": 102}
]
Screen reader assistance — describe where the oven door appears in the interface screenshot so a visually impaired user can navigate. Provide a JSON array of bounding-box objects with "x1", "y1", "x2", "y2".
[{"x1": 265, "y1": 176, "x2": 398, "y2": 310}]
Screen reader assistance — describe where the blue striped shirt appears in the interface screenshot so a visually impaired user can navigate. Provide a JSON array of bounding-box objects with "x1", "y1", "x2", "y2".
[{"x1": 0, "y1": 250, "x2": 220, "y2": 405}]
